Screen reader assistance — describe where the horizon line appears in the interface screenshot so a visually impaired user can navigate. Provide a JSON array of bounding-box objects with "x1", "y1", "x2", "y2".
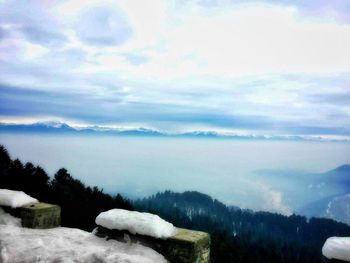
[{"x1": 0, "y1": 121, "x2": 349, "y2": 143}]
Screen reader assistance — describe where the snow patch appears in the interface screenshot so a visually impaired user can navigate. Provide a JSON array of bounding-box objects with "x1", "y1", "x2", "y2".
[
  {"x1": 322, "y1": 237, "x2": 350, "y2": 262},
  {"x1": 0, "y1": 189, "x2": 38, "y2": 208},
  {"x1": 0, "y1": 224, "x2": 166, "y2": 263},
  {"x1": 0, "y1": 208, "x2": 21, "y2": 226},
  {"x1": 96, "y1": 209, "x2": 177, "y2": 239}
]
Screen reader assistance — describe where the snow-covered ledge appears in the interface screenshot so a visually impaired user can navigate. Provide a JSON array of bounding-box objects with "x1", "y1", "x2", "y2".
[
  {"x1": 0, "y1": 209, "x2": 167, "y2": 263},
  {"x1": 1, "y1": 191, "x2": 210, "y2": 262},
  {"x1": 323, "y1": 237, "x2": 350, "y2": 262},
  {"x1": 95, "y1": 209, "x2": 210, "y2": 263},
  {"x1": 0, "y1": 189, "x2": 61, "y2": 229}
]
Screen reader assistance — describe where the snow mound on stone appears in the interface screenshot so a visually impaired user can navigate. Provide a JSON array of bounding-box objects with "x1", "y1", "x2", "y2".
[
  {"x1": 322, "y1": 237, "x2": 350, "y2": 262},
  {"x1": 0, "y1": 208, "x2": 21, "y2": 226},
  {"x1": 0, "y1": 189, "x2": 38, "y2": 208},
  {"x1": 0, "y1": 224, "x2": 166, "y2": 263},
  {"x1": 96, "y1": 209, "x2": 177, "y2": 239}
]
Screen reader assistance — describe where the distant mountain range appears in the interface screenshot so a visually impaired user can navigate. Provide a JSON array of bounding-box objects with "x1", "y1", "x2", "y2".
[
  {"x1": 1, "y1": 121, "x2": 349, "y2": 142},
  {"x1": 240, "y1": 164, "x2": 350, "y2": 224},
  {"x1": 295, "y1": 164, "x2": 350, "y2": 224},
  {"x1": 0, "y1": 122, "x2": 163, "y2": 136}
]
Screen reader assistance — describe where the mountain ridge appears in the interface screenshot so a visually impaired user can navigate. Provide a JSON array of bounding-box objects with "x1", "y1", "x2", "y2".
[
  {"x1": 1, "y1": 121, "x2": 349, "y2": 142},
  {"x1": 135, "y1": 189, "x2": 350, "y2": 262}
]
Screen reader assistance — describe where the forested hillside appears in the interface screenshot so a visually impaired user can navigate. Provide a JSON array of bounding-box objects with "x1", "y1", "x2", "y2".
[
  {"x1": 1, "y1": 145, "x2": 349, "y2": 263},
  {"x1": 136, "y1": 191, "x2": 350, "y2": 263},
  {"x1": 0, "y1": 145, "x2": 132, "y2": 230}
]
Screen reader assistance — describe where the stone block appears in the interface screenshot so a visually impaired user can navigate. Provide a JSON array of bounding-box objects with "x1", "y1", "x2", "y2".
[
  {"x1": 95, "y1": 226, "x2": 210, "y2": 263},
  {"x1": 163, "y1": 228, "x2": 210, "y2": 263},
  {"x1": 20, "y1": 202, "x2": 61, "y2": 229}
]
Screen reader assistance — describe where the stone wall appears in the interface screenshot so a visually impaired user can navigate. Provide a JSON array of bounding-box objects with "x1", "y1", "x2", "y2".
[
  {"x1": 2, "y1": 203, "x2": 210, "y2": 262},
  {"x1": 95, "y1": 226, "x2": 211, "y2": 263}
]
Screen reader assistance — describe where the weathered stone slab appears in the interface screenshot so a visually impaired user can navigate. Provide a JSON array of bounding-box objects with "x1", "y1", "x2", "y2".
[
  {"x1": 20, "y1": 202, "x2": 61, "y2": 229},
  {"x1": 164, "y1": 228, "x2": 210, "y2": 263},
  {"x1": 95, "y1": 226, "x2": 210, "y2": 263}
]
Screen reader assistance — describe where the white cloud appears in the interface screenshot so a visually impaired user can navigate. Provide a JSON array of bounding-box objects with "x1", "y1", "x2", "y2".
[
  {"x1": 4, "y1": 1, "x2": 350, "y2": 80},
  {"x1": 46, "y1": 1, "x2": 350, "y2": 80},
  {"x1": 134, "y1": 3, "x2": 350, "y2": 79},
  {"x1": 256, "y1": 183, "x2": 292, "y2": 215}
]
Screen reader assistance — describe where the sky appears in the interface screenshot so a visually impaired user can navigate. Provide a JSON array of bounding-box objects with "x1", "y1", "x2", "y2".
[{"x1": 0, "y1": 0, "x2": 349, "y2": 137}]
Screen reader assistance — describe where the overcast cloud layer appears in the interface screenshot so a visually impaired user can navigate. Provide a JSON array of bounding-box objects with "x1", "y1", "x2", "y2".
[{"x1": 0, "y1": 0, "x2": 349, "y2": 137}]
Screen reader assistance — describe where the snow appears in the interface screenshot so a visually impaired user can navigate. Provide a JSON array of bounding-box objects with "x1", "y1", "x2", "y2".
[
  {"x1": 0, "y1": 207, "x2": 21, "y2": 226},
  {"x1": 0, "y1": 224, "x2": 167, "y2": 263},
  {"x1": 0, "y1": 189, "x2": 38, "y2": 208},
  {"x1": 96, "y1": 209, "x2": 177, "y2": 239},
  {"x1": 322, "y1": 237, "x2": 350, "y2": 262}
]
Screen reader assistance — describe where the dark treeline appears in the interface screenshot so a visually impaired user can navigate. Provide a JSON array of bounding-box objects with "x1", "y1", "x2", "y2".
[
  {"x1": 0, "y1": 145, "x2": 132, "y2": 230},
  {"x1": 135, "y1": 191, "x2": 350, "y2": 263}
]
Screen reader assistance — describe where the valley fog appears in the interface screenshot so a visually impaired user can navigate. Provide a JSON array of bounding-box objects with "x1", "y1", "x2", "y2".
[{"x1": 1, "y1": 133, "x2": 349, "y2": 214}]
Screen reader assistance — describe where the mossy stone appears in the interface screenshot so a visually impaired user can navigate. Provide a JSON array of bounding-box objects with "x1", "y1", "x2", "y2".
[
  {"x1": 163, "y1": 228, "x2": 210, "y2": 263},
  {"x1": 20, "y1": 202, "x2": 61, "y2": 229}
]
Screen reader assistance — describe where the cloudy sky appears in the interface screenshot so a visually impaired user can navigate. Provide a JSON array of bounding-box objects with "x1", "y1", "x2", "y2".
[{"x1": 0, "y1": 0, "x2": 349, "y2": 136}]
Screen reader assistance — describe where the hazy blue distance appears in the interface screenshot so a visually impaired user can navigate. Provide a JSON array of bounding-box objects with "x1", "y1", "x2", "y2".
[{"x1": 1, "y1": 133, "x2": 349, "y2": 215}]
